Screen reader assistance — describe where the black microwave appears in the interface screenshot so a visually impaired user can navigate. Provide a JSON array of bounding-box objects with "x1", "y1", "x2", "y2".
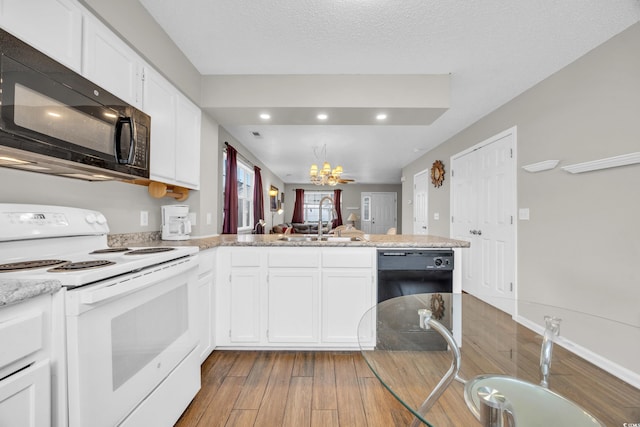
[{"x1": 0, "y1": 28, "x2": 150, "y2": 181}]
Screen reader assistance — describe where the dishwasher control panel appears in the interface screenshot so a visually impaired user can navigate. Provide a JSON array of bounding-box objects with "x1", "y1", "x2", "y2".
[{"x1": 377, "y1": 250, "x2": 454, "y2": 271}]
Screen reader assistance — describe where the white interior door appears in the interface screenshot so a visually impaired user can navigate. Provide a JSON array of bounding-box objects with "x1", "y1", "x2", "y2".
[
  {"x1": 451, "y1": 128, "x2": 516, "y2": 315},
  {"x1": 362, "y1": 192, "x2": 396, "y2": 234},
  {"x1": 413, "y1": 169, "x2": 429, "y2": 234}
]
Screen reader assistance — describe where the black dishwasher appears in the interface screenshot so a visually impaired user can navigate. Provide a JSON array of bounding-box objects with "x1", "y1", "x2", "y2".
[{"x1": 376, "y1": 249, "x2": 454, "y2": 350}]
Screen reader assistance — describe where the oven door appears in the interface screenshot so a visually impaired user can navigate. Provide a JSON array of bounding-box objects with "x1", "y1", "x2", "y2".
[{"x1": 64, "y1": 256, "x2": 198, "y2": 427}]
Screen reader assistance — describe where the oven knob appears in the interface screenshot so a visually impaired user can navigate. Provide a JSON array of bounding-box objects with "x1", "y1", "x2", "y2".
[
  {"x1": 434, "y1": 258, "x2": 443, "y2": 266},
  {"x1": 85, "y1": 213, "x2": 97, "y2": 224},
  {"x1": 96, "y1": 214, "x2": 107, "y2": 225}
]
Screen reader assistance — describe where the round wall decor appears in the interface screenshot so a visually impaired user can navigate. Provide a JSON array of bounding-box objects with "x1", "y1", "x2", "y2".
[{"x1": 431, "y1": 160, "x2": 445, "y2": 187}]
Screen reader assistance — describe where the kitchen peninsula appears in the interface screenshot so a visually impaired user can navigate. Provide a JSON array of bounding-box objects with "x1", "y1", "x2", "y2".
[{"x1": 131, "y1": 233, "x2": 469, "y2": 352}]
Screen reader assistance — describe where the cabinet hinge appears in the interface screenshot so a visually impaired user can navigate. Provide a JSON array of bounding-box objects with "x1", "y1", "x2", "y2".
[
  {"x1": 510, "y1": 148, "x2": 513, "y2": 158},
  {"x1": 510, "y1": 215, "x2": 513, "y2": 225},
  {"x1": 266, "y1": 329, "x2": 269, "y2": 338},
  {"x1": 229, "y1": 274, "x2": 231, "y2": 283},
  {"x1": 451, "y1": 169, "x2": 454, "y2": 177},
  {"x1": 228, "y1": 330, "x2": 231, "y2": 338},
  {"x1": 510, "y1": 282, "x2": 513, "y2": 292},
  {"x1": 451, "y1": 216, "x2": 454, "y2": 223}
]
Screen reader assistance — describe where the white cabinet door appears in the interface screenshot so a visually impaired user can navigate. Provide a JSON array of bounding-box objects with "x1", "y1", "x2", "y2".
[
  {"x1": 82, "y1": 14, "x2": 143, "y2": 108},
  {"x1": 196, "y1": 249, "x2": 216, "y2": 363},
  {"x1": 144, "y1": 67, "x2": 177, "y2": 183},
  {"x1": 0, "y1": 0, "x2": 82, "y2": 71},
  {"x1": 144, "y1": 66, "x2": 201, "y2": 189},
  {"x1": 0, "y1": 360, "x2": 50, "y2": 427},
  {"x1": 267, "y1": 269, "x2": 320, "y2": 343},
  {"x1": 322, "y1": 270, "x2": 375, "y2": 345},
  {"x1": 229, "y1": 268, "x2": 263, "y2": 343},
  {"x1": 175, "y1": 95, "x2": 201, "y2": 189}
]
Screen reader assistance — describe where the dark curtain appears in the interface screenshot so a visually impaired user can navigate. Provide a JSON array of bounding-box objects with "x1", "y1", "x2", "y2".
[
  {"x1": 333, "y1": 189, "x2": 343, "y2": 227},
  {"x1": 253, "y1": 166, "x2": 265, "y2": 234},
  {"x1": 291, "y1": 189, "x2": 305, "y2": 223},
  {"x1": 222, "y1": 143, "x2": 238, "y2": 234}
]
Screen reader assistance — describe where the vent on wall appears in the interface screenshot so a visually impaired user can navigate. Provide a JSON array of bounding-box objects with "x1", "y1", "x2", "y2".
[{"x1": 251, "y1": 131, "x2": 262, "y2": 138}]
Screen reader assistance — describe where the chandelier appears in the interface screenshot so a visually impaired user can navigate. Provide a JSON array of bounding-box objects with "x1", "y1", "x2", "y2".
[{"x1": 309, "y1": 145, "x2": 344, "y2": 186}]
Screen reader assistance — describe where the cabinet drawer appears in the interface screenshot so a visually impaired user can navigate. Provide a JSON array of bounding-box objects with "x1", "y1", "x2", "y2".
[
  {"x1": 198, "y1": 249, "x2": 215, "y2": 276},
  {"x1": 231, "y1": 249, "x2": 262, "y2": 267},
  {"x1": 322, "y1": 248, "x2": 373, "y2": 268},
  {"x1": 269, "y1": 249, "x2": 319, "y2": 268},
  {"x1": 0, "y1": 311, "x2": 43, "y2": 370}
]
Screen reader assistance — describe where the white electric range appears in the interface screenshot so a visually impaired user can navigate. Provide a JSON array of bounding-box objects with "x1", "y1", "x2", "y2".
[{"x1": 0, "y1": 204, "x2": 201, "y2": 427}]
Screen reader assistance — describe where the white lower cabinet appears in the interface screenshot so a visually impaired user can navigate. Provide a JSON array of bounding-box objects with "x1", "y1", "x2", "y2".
[
  {"x1": 321, "y1": 270, "x2": 374, "y2": 345},
  {"x1": 268, "y1": 269, "x2": 320, "y2": 343},
  {"x1": 216, "y1": 246, "x2": 375, "y2": 349},
  {"x1": 196, "y1": 249, "x2": 216, "y2": 363},
  {"x1": 0, "y1": 293, "x2": 52, "y2": 426},
  {"x1": 0, "y1": 360, "x2": 50, "y2": 427}
]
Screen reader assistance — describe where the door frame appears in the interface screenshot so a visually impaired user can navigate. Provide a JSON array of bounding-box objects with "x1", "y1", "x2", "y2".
[
  {"x1": 450, "y1": 126, "x2": 518, "y2": 315},
  {"x1": 413, "y1": 168, "x2": 430, "y2": 234}
]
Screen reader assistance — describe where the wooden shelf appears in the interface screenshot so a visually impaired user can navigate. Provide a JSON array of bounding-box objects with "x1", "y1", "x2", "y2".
[{"x1": 128, "y1": 179, "x2": 190, "y2": 201}]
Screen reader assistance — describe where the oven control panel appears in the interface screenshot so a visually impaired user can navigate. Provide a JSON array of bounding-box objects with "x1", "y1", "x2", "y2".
[{"x1": 0, "y1": 203, "x2": 109, "y2": 241}]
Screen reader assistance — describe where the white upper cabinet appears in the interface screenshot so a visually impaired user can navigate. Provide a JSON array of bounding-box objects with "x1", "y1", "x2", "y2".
[
  {"x1": 175, "y1": 95, "x2": 202, "y2": 188},
  {"x1": 0, "y1": 0, "x2": 82, "y2": 71},
  {"x1": 82, "y1": 13, "x2": 143, "y2": 108},
  {"x1": 144, "y1": 67, "x2": 177, "y2": 183},
  {"x1": 144, "y1": 66, "x2": 201, "y2": 189}
]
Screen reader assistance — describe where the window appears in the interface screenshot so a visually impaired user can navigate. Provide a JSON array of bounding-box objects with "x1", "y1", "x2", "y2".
[
  {"x1": 303, "y1": 191, "x2": 333, "y2": 224},
  {"x1": 222, "y1": 152, "x2": 254, "y2": 232}
]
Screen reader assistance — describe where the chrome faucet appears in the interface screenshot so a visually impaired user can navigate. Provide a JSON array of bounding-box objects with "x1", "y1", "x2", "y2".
[
  {"x1": 540, "y1": 315, "x2": 561, "y2": 388},
  {"x1": 318, "y1": 196, "x2": 334, "y2": 238}
]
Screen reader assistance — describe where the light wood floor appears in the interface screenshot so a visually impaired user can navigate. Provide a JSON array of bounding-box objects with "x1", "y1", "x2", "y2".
[{"x1": 176, "y1": 296, "x2": 640, "y2": 426}]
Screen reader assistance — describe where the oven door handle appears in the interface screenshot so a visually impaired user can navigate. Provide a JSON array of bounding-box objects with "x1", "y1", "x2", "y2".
[{"x1": 79, "y1": 258, "x2": 196, "y2": 304}]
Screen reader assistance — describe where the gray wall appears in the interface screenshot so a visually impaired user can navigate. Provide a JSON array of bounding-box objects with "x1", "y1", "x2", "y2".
[
  {"x1": 402, "y1": 23, "x2": 640, "y2": 376},
  {"x1": 281, "y1": 183, "x2": 402, "y2": 232},
  {"x1": 218, "y1": 127, "x2": 285, "y2": 233}
]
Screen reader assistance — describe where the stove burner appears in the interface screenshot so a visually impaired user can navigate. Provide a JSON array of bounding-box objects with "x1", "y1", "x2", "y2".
[
  {"x1": 124, "y1": 247, "x2": 176, "y2": 255},
  {"x1": 0, "y1": 259, "x2": 69, "y2": 272},
  {"x1": 48, "y1": 260, "x2": 116, "y2": 272},
  {"x1": 90, "y1": 247, "x2": 130, "y2": 254}
]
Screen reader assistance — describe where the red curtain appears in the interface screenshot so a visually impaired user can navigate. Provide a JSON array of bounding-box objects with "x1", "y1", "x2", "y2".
[
  {"x1": 253, "y1": 166, "x2": 265, "y2": 234},
  {"x1": 222, "y1": 143, "x2": 238, "y2": 234},
  {"x1": 333, "y1": 189, "x2": 343, "y2": 227},
  {"x1": 291, "y1": 189, "x2": 305, "y2": 223}
]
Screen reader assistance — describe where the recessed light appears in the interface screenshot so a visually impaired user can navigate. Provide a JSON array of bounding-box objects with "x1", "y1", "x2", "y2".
[
  {"x1": 259, "y1": 113, "x2": 271, "y2": 120},
  {"x1": 317, "y1": 113, "x2": 328, "y2": 120},
  {"x1": 376, "y1": 113, "x2": 387, "y2": 120}
]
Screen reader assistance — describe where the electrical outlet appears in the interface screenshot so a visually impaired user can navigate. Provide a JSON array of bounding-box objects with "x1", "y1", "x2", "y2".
[
  {"x1": 140, "y1": 210, "x2": 149, "y2": 226},
  {"x1": 206, "y1": 213, "x2": 212, "y2": 225},
  {"x1": 434, "y1": 212, "x2": 440, "y2": 220}
]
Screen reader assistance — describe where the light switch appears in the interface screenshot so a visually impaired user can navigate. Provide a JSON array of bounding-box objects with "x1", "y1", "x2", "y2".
[
  {"x1": 434, "y1": 212, "x2": 440, "y2": 220},
  {"x1": 206, "y1": 213, "x2": 212, "y2": 225},
  {"x1": 518, "y1": 208, "x2": 530, "y2": 220}
]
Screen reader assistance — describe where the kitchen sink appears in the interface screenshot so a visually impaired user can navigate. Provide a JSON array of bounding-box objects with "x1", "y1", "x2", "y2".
[
  {"x1": 277, "y1": 235, "x2": 363, "y2": 242},
  {"x1": 277, "y1": 235, "x2": 318, "y2": 242}
]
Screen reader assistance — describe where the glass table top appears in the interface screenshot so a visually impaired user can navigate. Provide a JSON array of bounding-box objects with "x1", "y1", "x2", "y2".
[{"x1": 357, "y1": 293, "x2": 640, "y2": 427}]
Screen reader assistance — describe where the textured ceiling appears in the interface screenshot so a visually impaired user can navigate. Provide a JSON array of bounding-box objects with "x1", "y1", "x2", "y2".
[{"x1": 139, "y1": 0, "x2": 640, "y2": 184}]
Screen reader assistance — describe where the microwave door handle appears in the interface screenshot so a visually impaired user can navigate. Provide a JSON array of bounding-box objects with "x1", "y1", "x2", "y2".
[{"x1": 114, "y1": 117, "x2": 136, "y2": 164}]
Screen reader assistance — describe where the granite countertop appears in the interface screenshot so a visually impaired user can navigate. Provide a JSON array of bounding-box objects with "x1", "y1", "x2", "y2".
[
  {"x1": 116, "y1": 233, "x2": 471, "y2": 251},
  {"x1": 0, "y1": 279, "x2": 62, "y2": 308}
]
